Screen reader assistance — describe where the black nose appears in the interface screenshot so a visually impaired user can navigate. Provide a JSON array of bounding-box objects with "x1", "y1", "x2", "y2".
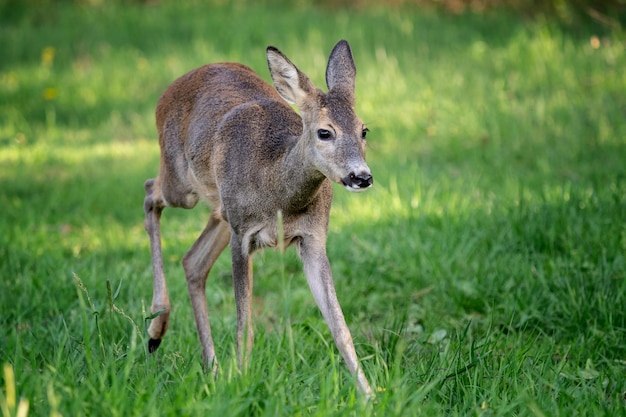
[
  {"x1": 343, "y1": 172, "x2": 373, "y2": 189},
  {"x1": 354, "y1": 173, "x2": 373, "y2": 188}
]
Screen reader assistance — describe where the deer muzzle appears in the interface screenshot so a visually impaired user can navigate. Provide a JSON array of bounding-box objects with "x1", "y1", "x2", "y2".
[{"x1": 341, "y1": 171, "x2": 373, "y2": 192}]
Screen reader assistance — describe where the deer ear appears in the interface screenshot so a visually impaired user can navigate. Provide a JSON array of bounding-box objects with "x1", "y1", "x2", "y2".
[
  {"x1": 325, "y1": 40, "x2": 356, "y2": 102},
  {"x1": 267, "y1": 46, "x2": 315, "y2": 106}
]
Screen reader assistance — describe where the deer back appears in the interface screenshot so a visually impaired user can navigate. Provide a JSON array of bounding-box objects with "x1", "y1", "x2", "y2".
[{"x1": 155, "y1": 62, "x2": 298, "y2": 207}]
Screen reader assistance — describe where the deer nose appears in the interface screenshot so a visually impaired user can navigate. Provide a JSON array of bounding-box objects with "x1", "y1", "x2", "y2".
[{"x1": 342, "y1": 171, "x2": 373, "y2": 192}]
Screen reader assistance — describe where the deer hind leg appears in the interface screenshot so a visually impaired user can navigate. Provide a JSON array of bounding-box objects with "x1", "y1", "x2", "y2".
[
  {"x1": 182, "y1": 212, "x2": 231, "y2": 374},
  {"x1": 144, "y1": 178, "x2": 170, "y2": 352},
  {"x1": 144, "y1": 163, "x2": 200, "y2": 353}
]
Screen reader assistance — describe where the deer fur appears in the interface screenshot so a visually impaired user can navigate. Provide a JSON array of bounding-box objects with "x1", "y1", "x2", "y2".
[{"x1": 143, "y1": 40, "x2": 373, "y2": 397}]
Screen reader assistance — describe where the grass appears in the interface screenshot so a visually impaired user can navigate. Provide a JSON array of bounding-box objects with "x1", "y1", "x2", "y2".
[{"x1": 1, "y1": 0, "x2": 625, "y2": 415}]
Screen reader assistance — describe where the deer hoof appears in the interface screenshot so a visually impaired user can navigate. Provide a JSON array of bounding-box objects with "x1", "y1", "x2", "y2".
[{"x1": 148, "y1": 338, "x2": 162, "y2": 353}]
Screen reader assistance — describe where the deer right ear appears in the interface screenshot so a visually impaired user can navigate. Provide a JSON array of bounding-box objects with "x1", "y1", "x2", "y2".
[
  {"x1": 267, "y1": 46, "x2": 315, "y2": 106},
  {"x1": 325, "y1": 40, "x2": 356, "y2": 103}
]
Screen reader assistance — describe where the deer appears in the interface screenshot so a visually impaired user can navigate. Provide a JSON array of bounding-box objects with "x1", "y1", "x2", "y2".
[{"x1": 143, "y1": 39, "x2": 374, "y2": 397}]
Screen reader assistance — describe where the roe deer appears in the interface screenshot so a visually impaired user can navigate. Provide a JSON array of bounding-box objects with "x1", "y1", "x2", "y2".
[{"x1": 143, "y1": 40, "x2": 373, "y2": 397}]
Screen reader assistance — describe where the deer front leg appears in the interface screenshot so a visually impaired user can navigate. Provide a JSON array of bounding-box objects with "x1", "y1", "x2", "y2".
[
  {"x1": 230, "y1": 235, "x2": 254, "y2": 371},
  {"x1": 144, "y1": 178, "x2": 171, "y2": 352},
  {"x1": 182, "y1": 212, "x2": 231, "y2": 374},
  {"x1": 299, "y1": 238, "x2": 373, "y2": 398}
]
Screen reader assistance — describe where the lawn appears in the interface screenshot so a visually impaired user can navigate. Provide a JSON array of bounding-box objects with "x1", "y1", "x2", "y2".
[{"x1": 1, "y1": 1, "x2": 625, "y2": 415}]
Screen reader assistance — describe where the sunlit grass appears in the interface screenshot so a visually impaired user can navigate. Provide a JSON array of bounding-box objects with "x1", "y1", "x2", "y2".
[
  {"x1": 1, "y1": 1, "x2": 625, "y2": 415},
  {"x1": 0, "y1": 139, "x2": 157, "y2": 168}
]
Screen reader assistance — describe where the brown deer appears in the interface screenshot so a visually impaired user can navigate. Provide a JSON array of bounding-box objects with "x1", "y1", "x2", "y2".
[{"x1": 143, "y1": 40, "x2": 373, "y2": 397}]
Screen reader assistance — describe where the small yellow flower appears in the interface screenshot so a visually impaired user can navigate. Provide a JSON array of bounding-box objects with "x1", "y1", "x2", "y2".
[
  {"x1": 377, "y1": 386, "x2": 386, "y2": 392},
  {"x1": 2, "y1": 71, "x2": 19, "y2": 92},
  {"x1": 43, "y1": 87, "x2": 58, "y2": 100},
  {"x1": 42, "y1": 46, "x2": 56, "y2": 67},
  {"x1": 3, "y1": 364, "x2": 30, "y2": 417}
]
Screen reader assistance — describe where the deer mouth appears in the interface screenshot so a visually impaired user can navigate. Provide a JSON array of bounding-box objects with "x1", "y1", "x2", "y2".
[{"x1": 341, "y1": 172, "x2": 373, "y2": 192}]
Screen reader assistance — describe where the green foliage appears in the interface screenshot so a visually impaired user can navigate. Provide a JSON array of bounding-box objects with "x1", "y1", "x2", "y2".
[{"x1": 1, "y1": 1, "x2": 625, "y2": 415}]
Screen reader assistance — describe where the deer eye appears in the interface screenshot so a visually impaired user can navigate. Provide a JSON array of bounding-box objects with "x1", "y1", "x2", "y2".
[
  {"x1": 317, "y1": 129, "x2": 333, "y2": 140},
  {"x1": 361, "y1": 127, "x2": 369, "y2": 139}
]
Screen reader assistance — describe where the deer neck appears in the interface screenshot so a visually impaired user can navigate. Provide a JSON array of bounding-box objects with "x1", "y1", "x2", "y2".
[{"x1": 278, "y1": 132, "x2": 327, "y2": 212}]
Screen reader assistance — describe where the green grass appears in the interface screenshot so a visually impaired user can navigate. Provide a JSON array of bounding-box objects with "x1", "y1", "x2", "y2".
[{"x1": 1, "y1": 1, "x2": 625, "y2": 415}]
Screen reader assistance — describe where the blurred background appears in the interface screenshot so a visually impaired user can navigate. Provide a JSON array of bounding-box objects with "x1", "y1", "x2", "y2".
[{"x1": 1, "y1": 1, "x2": 625, "y2": 415}]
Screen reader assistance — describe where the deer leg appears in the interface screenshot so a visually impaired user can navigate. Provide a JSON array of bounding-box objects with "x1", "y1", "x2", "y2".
[
  {"x1": 182, "y1": 212, "x2": 231, "y2": 374},
  {"x1": 144, "y1": 178, "x2": 170, "y2": 352},
  {"x1": 298, "y1": 238, "x2": 373, "y2": 398},
  {"x1": 230, "y1": 235, "x2": 254, "y2": 371}
]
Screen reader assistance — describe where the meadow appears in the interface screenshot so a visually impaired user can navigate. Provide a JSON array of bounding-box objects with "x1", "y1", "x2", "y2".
[{"x1": 1, "y1": 1, "x2": 625, "y2": 415}]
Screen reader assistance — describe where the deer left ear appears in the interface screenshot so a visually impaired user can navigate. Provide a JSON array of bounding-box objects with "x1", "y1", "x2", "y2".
[
  {"x1": 325, "y1": 40, "x2": 356, "y2": 102},
  {"x1": 267, "y1": 46, "x2": 316, "y2": 107}
]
